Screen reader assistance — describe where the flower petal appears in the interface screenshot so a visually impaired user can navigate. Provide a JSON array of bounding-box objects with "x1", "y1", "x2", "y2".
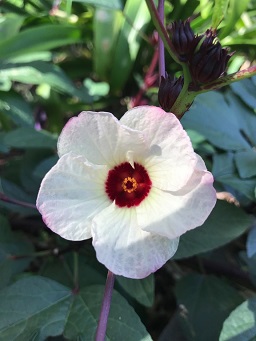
[
  {"x1": 91, "y1": 204, "x2": 179, "y2": 279},
  {"x1": 58, "y1": 111, "x2": 147, "y2": 167},
  {"x1": 137, "y1": 158, "x2": 216, "y2": 239},
  {"x1": 120, "y1": 106, "x2": 197, "y2": 191},
  {"x1": 36, "y1": 153, "x2": 110, "y2": 241}
]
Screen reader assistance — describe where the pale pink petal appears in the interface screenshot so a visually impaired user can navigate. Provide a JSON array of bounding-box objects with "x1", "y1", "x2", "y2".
[
  {"x1": 91, "y1": 204, "x2": 179, "y2": 279},
  {"x1": 58, "y1": 111, "x2": 147, "y2": 167},
  {"x1": 36, "y1": 153, "x2": 110, "y2": 241},
  {"x1": 137, "y1": 160, "x2": 216, "y2": 239},
  {"x1": 120, "y1": 106, "x2": 197, "y2": 191}
]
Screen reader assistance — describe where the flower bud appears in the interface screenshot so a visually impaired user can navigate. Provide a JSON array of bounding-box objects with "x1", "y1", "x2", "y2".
[
  {"x1": 189, "y1": 29, "x2": 233, "y2": 84},
  {"x1": 158, "y1": 74, "x2": 183, "y2": 111},
  {"x1": 168, "y1": 20, "x2": 202, "y2": 62}
]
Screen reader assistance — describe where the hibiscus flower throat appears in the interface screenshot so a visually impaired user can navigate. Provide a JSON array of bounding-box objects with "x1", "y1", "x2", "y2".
[{"x1": 105, "y1": 162, "x2": 152, "y2": 208}]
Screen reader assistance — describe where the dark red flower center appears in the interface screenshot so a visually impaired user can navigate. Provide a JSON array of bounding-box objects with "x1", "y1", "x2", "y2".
[{"x1": 105, "y1": 162, "x2": 152, "y2": 208}]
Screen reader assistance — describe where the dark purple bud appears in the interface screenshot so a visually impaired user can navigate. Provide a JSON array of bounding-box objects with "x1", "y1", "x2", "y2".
[
  {"x1": 189, "y1": 29, "x2": 233, "y2": 84},
  {"x1": 167, "y1": 20, "x2": 202, "y2": 62},
  {"x1": 158, "y1": 74, "x2": 184, "y2": 112}
]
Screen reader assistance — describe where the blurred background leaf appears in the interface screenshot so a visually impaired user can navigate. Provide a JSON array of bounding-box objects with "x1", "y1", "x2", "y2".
[
  {"x1": 175, "y1": 274, "x2": 243, "y2": 341},
  {"x1": 220, "y1": 297, "x2": 256, "y2": 341}
]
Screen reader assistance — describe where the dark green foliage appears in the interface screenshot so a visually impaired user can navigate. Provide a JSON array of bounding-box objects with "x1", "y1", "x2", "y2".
[{"x1": 0, "y1": 0, "x2": 256, "y2": 340}]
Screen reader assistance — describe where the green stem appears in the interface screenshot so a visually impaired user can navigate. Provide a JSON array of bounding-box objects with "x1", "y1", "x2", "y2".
[
  {"x1": 197, "y1": 65, "x2": 256, "y2": 93},
  {"x1": 172, "y1": 65, "x2": 256, "y2": 117},
  {"x1": 9, "y1": 249, "x2": 54, "y2": 260},
  {"x1": 62, "y1": 257, "x2": 75, "y2": 285},
  {"x1": 73, "y1": 251, "x2": 79, "y2": 291},
  {"x1": 171, "y1": 64, "x2": 196, "y2": 117},
  {"x1": 66, "y1": 0, "x2": 72, "y2": 15},
  {"x1": 145, "y1": 0, "x2": 180, "y2": 64}
]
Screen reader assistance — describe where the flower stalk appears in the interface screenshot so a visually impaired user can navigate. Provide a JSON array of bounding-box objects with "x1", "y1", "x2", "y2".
[
  {"x1": 170, "y1": 63, "x2": 195, "y2": 118},
  {"x1": 157, "y1": 0, "x2": 165, "y2": 82},
  {"x1": 95, "y1": 271, "x2": 115, "y2": 341}
]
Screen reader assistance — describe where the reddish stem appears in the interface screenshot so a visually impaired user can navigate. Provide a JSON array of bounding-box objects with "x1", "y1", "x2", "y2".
[
  {"x1": 131, "y1": 49, "x2": 159, "y2": 107},
  {"x1": 0, "y1": 193, "x2": 36, "y2": 209},
  {"x1": 95, "y1": 271, "x2": 115, "y2": 341},
  {"x1": 158, "y1": 0, "x2": 165, "y2": 82}
]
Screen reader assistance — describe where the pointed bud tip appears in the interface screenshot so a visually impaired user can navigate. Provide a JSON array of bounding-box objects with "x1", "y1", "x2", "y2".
[
  {"x1": 158, "y1": 75, "x2": 184, "y2": 111},
  {"x1": 189, "y1": 29, "x2": 235, "y2": 84},
  {"x1": 167, "y1": 20, "x2": 202, "y2": 62}
]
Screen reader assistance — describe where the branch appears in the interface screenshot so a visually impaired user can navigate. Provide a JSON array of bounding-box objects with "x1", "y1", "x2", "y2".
[{"x1": 197, "y1": 65, "x2": 256, "y2": 93}]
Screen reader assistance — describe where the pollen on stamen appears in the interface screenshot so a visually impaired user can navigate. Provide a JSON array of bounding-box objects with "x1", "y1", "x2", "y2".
[
  {"x1": 105, "y1": 162, "x2": 152, "y2": 208},
  {"x1": 122, "y1": 177, "x2": 138, "y2": 193}
]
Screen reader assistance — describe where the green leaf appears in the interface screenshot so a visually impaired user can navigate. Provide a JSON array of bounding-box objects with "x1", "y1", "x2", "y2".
[
  {"x1": 199, "y1": 0, "x2": 213, "y2": 19},
  {"x1": 109, "y1": 0, "x2": 152, "y2": 92},
  {"x1": 220, "y1": 297, "x2": 256, "y2": 341},
  {"x1": 221, "y1": 27, "x2": 256, "y2": 46},
  {"x1": 0, "y1": 77, "x2": 11, "y2": 91},
  {"x1": 158, "y1": 310, "x2": 188, "y2": 341},
  {"x1": 20, "y1": 150, "x2": 55, "y2": 194},
  {"x1": 0, "y1": 178, "x2": 36, "y2": 215},
  {"x1": 0, "y1": 2, "x2": 27, "y2": 15},
  {"x1": 33, "y1": 155, "x2": 59, "y2": 179},
  {"x1": 0, "y1": 25, "x2": 82, "y2": 60},
  {"x1": 7, "y1": 52, "x2": 53, "y2": 64},
  {"x1": 247, "y1": 225, "x2": 256, "y2": 258},
  {"x1": 235, "y1": 150, "x2": 256, "y2": 179},
  {"x1": 175, "y1": 274, "x2": 243, "y2": 341},
  {"x1": 0, "y1": 91, "x2": 34, "y2": 127},
  {"x1": 219, "y1": 0, "x2": 251, "y2": 39},
  {"x1": 84, "y1": 78, "x2": 110, "y2": 99},
  {"x1": 116, "y1": 274, "x2": 154, "y2": 307},
  {"x1": 228, "y1": 55, "x2": 246, "y2": 74},
  {"x1": 185, "y1": 129, "x2": 206, "y2": 149},
  {"x1": 64, "y1": 285, "x2": 153, "y2": 341},
  {"x1": 0, "y1": 276, "x2": 71, "y2": 340},
  {"x1": 40, "y1": 252, "x2": 106, "y2": 289},
  {"x1": 212, "y1": 0, "x2": 230, "y2": 29},
  {"x1": 231, "y1": 78, "x2": 256, "y2": 110},
  {"x1": 174, "y1": 201, "x2": 253, "y2": 259},
  {"x1": 223, "y1": 37, "x2": 256, "y2": 46},
  {"x1": 224, "y1": 91, "x2": 256, "y2": 145},
  {"x1": 0, "y1": 276, "x2": 153, "y2": 340},
  {"x1": 0, "y1": 61, "x2": 91, "y2": 102},
  {"x1": 0, "y1": 133, "x2": 10, "y2": 153},
  {"x1": 0, "y1": 214, "x2": 34, "y2": 289},
  {"x1": 72, "y1": 0, "x2": 123, "y2": 10},
  {"x1": 93, "y1": 8, "x2": 122, "y2": 80},
  {"x1": 241, "y1": 252, "x2": 256, "y2": 287},
  {"x1": 213, "y1": 153, "x2": 256, "y2": 200},
  {"x1": 4, "y1": 127, "x2": 57, "y2": 149},
  {"x1": 0, "y1": 14, "x2": 25, "y2": 40},
  {"x1": 182, "y1": 91, "x2": 255, "y2": 151}
]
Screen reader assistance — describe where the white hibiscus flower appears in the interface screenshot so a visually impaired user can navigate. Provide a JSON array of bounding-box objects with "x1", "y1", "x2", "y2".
[{"x1": 37, "y1": 106, "x2": 216, "y2": 278}]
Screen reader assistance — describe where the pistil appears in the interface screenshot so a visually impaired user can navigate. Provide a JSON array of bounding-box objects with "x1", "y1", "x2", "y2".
[{"x1": 122, "y1": 177, "x2": 138, "y2": 193}]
